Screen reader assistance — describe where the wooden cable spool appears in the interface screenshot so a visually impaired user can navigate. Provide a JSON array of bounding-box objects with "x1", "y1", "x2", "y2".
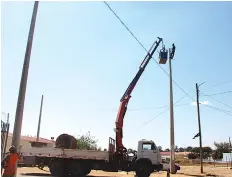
[{"x1": 55, "y1": 133, "x2": 77, "y2": 149}]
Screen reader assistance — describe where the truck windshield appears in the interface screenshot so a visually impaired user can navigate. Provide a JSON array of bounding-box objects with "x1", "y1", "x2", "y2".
[{"x1": 142, "y1": 143, "x2": 155, "y2": 150}]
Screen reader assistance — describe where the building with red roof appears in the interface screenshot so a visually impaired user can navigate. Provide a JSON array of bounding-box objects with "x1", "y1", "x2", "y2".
[{"x1": 4, "y1": 133, "x2": 55, "y2": 151}]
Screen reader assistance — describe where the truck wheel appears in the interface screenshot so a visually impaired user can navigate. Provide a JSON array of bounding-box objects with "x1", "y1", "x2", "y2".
[
  {"x1": 82, "y1": 168, "x2": 91, "y2": 176},
  {"x1": 67, "y1": 162, "x2": 83, "y2": 177},
  {"x1": 135, "y1": 163, "x2": 152, "y2": 177},
  {"x1": 49, "y1": 160, "x2": 64, "y2": 177}
]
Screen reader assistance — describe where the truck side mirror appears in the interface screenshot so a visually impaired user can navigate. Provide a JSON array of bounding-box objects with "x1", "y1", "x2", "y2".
[{"x1": 151, "y1": 144, "x2": 156, "y2": 151}]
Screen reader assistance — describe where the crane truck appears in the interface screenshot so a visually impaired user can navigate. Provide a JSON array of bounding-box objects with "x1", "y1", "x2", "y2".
[{"x1": 19, "y1": 37, "x2": 167, "y2": 177}]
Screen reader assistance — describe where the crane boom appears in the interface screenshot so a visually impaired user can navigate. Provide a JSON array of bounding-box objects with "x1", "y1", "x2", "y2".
[{"x1": 115, "y1": 37, "x2": 163, "y2": 155}]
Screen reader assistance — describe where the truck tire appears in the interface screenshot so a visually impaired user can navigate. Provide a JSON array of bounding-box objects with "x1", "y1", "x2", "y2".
[
  {"x1": 67, "y1": 161, "x2": 83, "y2": 177},
  {"x1": 49, "y1": 160, "x2": 64, "y2": 177},
  {"x1": 82, "y1": 167, "x2": 91, "y2": 176},
  {"x1": 135, "y1": 163, "x2": 152, "y2": 177}
]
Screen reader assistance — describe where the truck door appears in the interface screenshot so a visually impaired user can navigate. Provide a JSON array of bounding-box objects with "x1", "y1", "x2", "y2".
[{"x1": 140, "y1": 143, "x2": 157, "y2": 164}]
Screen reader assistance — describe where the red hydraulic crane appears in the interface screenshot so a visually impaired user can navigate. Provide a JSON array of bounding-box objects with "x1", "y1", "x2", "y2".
[{"x1": 115, "y1": 37, "x2": 164, "y2": 156}]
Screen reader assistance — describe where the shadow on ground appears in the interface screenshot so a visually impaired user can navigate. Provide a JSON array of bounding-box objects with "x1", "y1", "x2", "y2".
[
  {"x1": 20, "y1": 173, "x2": 51, "y2": 176},
  {"x1": 20, "y1": 173, "x2": 110, "y2": 177},
  {"x1": 177, "y1": 173, "x2": 202, "y2": 177},
  {"x1": 177, "y1": 172, "x2": 220, "y2": 177}
]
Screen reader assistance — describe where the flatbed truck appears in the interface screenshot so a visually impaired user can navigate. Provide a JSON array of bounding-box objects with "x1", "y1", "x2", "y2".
[
  {"x1": 19, "y1": 37, "x2": 167, "y2": 177},
  {"x1": 20, "y1": 138, "x2": 162, "y2": 177}
]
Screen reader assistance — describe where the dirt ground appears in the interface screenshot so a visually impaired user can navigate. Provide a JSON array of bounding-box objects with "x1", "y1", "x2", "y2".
[{"x1": 17, "y1": 165, "x2": 232, "y2": 177}]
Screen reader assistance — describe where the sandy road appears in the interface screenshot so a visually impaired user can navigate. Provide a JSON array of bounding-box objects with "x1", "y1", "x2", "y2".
[{"x1": 16, "y1": 166, "x2": 232, "y2": 177}]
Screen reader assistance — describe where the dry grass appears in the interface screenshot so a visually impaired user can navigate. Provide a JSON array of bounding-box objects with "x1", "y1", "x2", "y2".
[
  {"x1": 17, "y1": 165, "x2": 232, "y2": 177},
  {"x1": 174, "y1": 166, "x2": 232, "y2": 177},
  {"x1": 175, "y1": 154, "x2": 231, "y2": 167}
]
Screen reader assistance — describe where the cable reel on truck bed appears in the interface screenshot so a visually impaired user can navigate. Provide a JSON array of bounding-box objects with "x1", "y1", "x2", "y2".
[{"x1": 55, "y1": 133, "x2": 77, "y2": 149}]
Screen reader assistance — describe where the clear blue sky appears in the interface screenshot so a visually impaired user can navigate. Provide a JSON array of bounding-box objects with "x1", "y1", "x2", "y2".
[{"x1": 1, "y1": 1, "x2": 232, "y2": 150}]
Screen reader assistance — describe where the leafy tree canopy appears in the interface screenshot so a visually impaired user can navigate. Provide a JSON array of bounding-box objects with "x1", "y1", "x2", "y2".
[
  {"x1": 76, "y1": 131, "x2": 98, "y2": 150},
  {"x1": 188, "y1": 152, "x2": 198, "y2": 159},
  {"x1": 178, "y1": 147, "x2": 185, "y2": 152},
  {"x1": 186, "y1": 146, "x2": 193, "y2": 152},
  {"x1": 158, "y1": 146, "x2": 163, "y2": 152},
  {"x1": 212, "y1": 141, "x2": 230, "y2": 160},
  {"x1": 188, "y1": 146, "x2": 213, "y2": 159}
]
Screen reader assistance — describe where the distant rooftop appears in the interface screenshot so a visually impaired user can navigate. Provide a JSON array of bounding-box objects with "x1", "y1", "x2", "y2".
[{"x1": 8, "y1": 133, "x2": 55, "y2": 144}]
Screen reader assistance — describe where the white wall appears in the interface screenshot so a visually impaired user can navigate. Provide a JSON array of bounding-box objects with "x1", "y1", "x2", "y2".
[{"x1": 223, "y1": 153, "x2": 232, "y2": 162}]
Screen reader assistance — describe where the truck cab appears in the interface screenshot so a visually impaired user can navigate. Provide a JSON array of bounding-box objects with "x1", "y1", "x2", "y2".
[{"x1": 136, "y1": 139, "x2": 162, "y2": 172}]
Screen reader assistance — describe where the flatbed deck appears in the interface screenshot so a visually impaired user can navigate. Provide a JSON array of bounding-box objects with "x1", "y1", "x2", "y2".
[{"x1": 20, "y1": 147, "x2": 109, "y2": 161}]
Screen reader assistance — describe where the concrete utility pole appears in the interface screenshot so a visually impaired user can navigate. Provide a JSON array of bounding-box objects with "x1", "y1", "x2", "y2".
[
  {"x1": 196, "y1": 83, "x2": 203, "y2": 173},
  {"x1": 229, "y1": 137, "x2": 232, "y2": 169},
  {"x1": 169, "y1": 44, "x2": 176, "y2": 174},
  {"x1": 158, "y1": 43, "x2": 176, "y2": 174},
  {"x1": 36, "y1": 95, "x2": 44, "y2": 142},
  {"x1": 11, "y1": 1, "x2": 39, "y2": 150}
]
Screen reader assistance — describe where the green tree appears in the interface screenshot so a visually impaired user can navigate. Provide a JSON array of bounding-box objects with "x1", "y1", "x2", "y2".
[
  {"x1": 212, "y1": 141, "x2": 230, "y2": 160},
  {"x1": 190, "y1": 146, "x2": 212, "y2": 159},
  {"x1": 214, "y1": 142, "x2": 230, "y2": 153},
  {"x1": 158, "y1": 146, "x2": 163, "y2": 152},
  {"x1": 76, "y1": 131, "x2": 98, "y2": 150},
  {"x1": 186, "y1": 146, "x2": 193, "y2": 152},
  {"x1": 187, "y1": 152, "x2": 198, "y2": 159},
  {"x1": 178, "y1": 147, "x2": 185, "y2": 152},
  {"x1": 191, "y1": 147, "x2": 200, "y2": 153},
  {"x1": 212, "y1": 150, "x2": 223, "y2": 160},
  {"x1": 202, "y1": 146, "x2": 213, "y2": 159}
]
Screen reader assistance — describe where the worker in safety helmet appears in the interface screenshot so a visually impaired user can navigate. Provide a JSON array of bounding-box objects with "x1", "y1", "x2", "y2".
[{"x1": 1, "y1": 146, "x2": 19, "y2": 177}]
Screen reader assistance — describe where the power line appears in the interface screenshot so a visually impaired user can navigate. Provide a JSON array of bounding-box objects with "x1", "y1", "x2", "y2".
[
  {"x1": 208, "y1": 105, "x2": 232, "y2": 114},
  {"x1": 199, "y1": 90, "x2": 232, "y2": 116},
  {"x1": 103, "y1": 1, "x2": 147, "y2": 52},
  {"x1": 152, "y1": 59, "x2": 195, "y2": 101},
  {"x1": 103, "y1": 1, "x2": 195, "y2": 103},
  {"x1": 103, "y1": 2, "x2": 232, "y2": 119},
  {"x1": 205, "y1": 95, "x2": 232, "y2": 110},
  {"x1": 201, "y1": 91, "x2": 232, "y2": 110},
  {"x1": 203, "y1": 105, "x2": 232, "y2": 116},
  {"x1": 140, "y1": 108, "x2": 169, "y2": 127},
  {"x1": 211, "y1": 80, "x2": 232, "y2": 88},
  {"x1": 202, "y1": 91, "x2": 232, "y2": 97},
  {"x1": 128, "y1": 103, "x2": 189, "y2": 111},
  {"x1": 102, "y1": 103, "x2": 189, "y2": 113},
  {"x1": 139, "y1": 95, "x2": 186, "y2": 128}
]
